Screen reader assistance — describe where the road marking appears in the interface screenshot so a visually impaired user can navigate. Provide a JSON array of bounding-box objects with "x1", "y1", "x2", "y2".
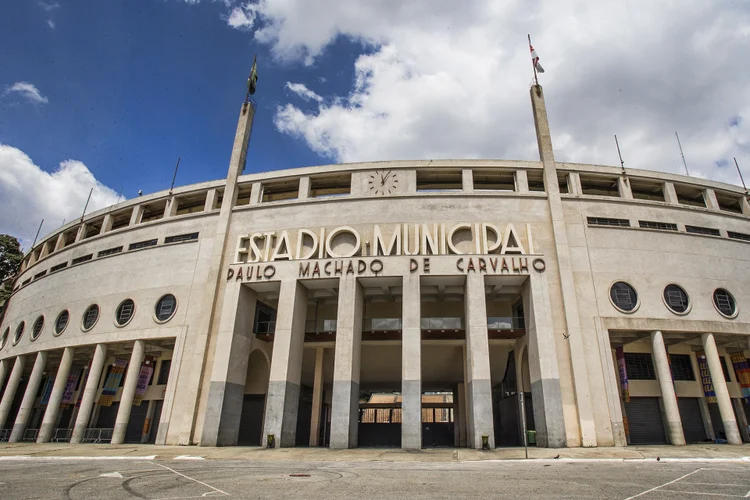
[
  {"x1": 155, "y1": 463, "x2": 229, "y2": 497},
  {"x1": 174, "y1": 455, "x2": 206, "y2": 460},
  {"x1": 99, "y1": 471, "x2": 124, "y2": 478},
  {"x1": 661, "y1": 490, "x2": 744, "y2": 498},
  {"x1": 744, "y1": 489, "x2": 750, "y2": 498},
  {"x1": 0, "y1": 455, "x2": 156, "y2": 461},
  {"x1": 623, "y1": 468, "x2": 705, "y2": 500}
]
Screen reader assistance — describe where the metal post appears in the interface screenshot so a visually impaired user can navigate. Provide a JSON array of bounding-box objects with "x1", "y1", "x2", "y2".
[
  {"x1": 614, "y1": 135, "x2": 625, "y2": 171},
  {"x1": 675, "y1": 132, "x2": 690, "y2": 176}
]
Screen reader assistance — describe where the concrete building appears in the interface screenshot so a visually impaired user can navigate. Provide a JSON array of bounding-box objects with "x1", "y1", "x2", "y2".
[{"x1": 0, "y1": 87, "x2": 749, "y2": 449}]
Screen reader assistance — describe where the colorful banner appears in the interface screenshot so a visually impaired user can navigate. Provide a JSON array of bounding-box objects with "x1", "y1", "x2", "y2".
[
  {"x1": 98, "y1": 359, "x2": 128, "y2": 407},
  {"x1": 132, "y1": 361, "x2": 154, "y2": 407},
  {"x1": 75, "y1": 367, "x2": 88, "y2": 408},
  {"x1": 696, "y1": 351, "x2": 717, "y2": 403},
  {"x1": 730, "y1": 352, "x2": 750, "y2": 404},
  {"x1": 60, "y1": 369, "x2": 81, "y2": 405},
  {"x1": 40, "y1": 376, "x2": 55, "y2": 406},
  {"x1": 616, "y1": 347, "x2": 629, "y2": 402}
]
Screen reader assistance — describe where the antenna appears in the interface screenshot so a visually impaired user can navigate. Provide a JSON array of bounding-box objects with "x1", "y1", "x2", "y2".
[
  {"x1": 614, "y1": 135, "x2": 625, "y2": 171},
  {"x1": 169, "y1": 157, "x2": 181, "y2": 196},
  {"x1": 734, "y1": 157, "x2": 747, "y2": 193},
  {"x1": 675, "y1": 132, "x2": 690, "y2": 176},
  {"x1": 80, "y1": 188, "x2": 93, "y2": 222},
  {"x1": 30, "y1": 219, "x2": 44, "y2": 250}
]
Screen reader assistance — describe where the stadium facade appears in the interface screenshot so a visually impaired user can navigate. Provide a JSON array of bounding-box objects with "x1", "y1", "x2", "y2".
[{"x1": 0, "y1": 86, "x2": 749, "y2": 449}]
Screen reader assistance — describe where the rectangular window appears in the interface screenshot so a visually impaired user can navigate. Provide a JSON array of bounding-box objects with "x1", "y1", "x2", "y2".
[
  {"x1": 262, "y1": 179, "x2": 299, "y2": 203},
  {"x1": 727, "y1": 231, "x2": 750, "y2": 242},
  {"x1": 639, "y1": 220, "x2": 678, "y2": 231},
  {"x1": 175, "y1": 192, "x2": 208, "y2": 216},
  {"x1": 719, "y1": 356, "x2": 731, "y2": 382},
  {"x1": 715, "y1": 192, "x2": 743, "y2": 214},
  {"x1": 674, "y1": 184, "x2": 706, "y2": 207},
  {"x1": 71, "y1": 254, "x2": 93, "y2": 265},
  {"x1": 587, "y1": 217, "x2": 630, "y2": 227},
  {"x1": 557, "y1": 173, "x2": 570, "y2": 194},
  {"x1": 84, "y1": 219, "x2": 103, "y2": 239},
  {"x1": 50, "y1": 262, "x2": 68, "y2": 273},
  {"x1": 416, "y1": 170, "x2": 462, "y2": 191},
  {"x1": 580, "y1": 175, "x2": 620, "y2": 197},
  {"x1": 526, "y1": 170, "x2": 546, "y2": 192},
  {"x1": 97, "y1": 246, "x2": 123, "y2": 258},
  {"x1": 33, "y1": 270, "x2": 47, "y2": 280},
  {"x1": 165, "y1": 232, "x2": 199, "y2": 244},
  {"x1": 22, "y1": 278, "x2": 31, "y2": 286},
  {"x1": 685, "y1": 225, "x2": 720, "y2": 237},
  {"x1": 624, "y1": 353, "x2": 656, "y2": 380},
  {"x1": 110, "y1": 209, "x2": 132, "y2": 231},
  {"x1": 473, "y1": 170, "x2": 516, "y2": 191},
  {"x1": 129, "y1": 239, "x2": 158, "y2": 250},
  {"x1": 157, "y1": 359, "x2": 171, "y2": 385},
  {"x1": 630, "y1": 180, "x2": 665, "y2": 202},
  {"x1": 310, "y1": 173, "x2": 351, "y2": 197},
  {"x1": 140, "y1": 200, "x2": 167, "y2": 223},
  {"x1": 63, "y1": 227, "x2": 79, "y2": 247},
  {"x1": 236, "y1": 184, "x2": 253, "y2": 206},
  {"x1": 669, "y1": 354, "x2": 695, "y2": 381}
]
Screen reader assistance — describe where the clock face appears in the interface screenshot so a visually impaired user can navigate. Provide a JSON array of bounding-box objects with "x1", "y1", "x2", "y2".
[{"x1": 368, "y1": 170, "x2": 399, "y2": 195}]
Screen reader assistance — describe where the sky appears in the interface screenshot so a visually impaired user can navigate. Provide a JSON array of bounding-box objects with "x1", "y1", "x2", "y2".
[{"x1": 1, "y1": 0, "x2": 749, "y2": 248}]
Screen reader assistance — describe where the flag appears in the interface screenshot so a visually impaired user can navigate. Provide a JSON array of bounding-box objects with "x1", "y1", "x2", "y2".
[
  {"x1": 247, "y1": 55, "x2": 259, "y2": 95},
  {"x1": 530, "y1": 44, "x2": 545, "y2": 73}
]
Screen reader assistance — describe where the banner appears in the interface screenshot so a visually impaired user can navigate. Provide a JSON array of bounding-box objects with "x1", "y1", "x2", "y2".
[
  {"x1": 132, "y1": 361, "x2": 154, "y2": 407},
  {"x1": 40, "y1": 376, "x2": 55, "y2": 406},
  {"x1": 696, "y1": 351, "x2": 717, "y2": 403},
  {"x1": 616, "y1": 347, "x2": 629, "y2": 402},
  {"x1": 730, "y1": 352, "x2": 750, "y2": 404},
  {"x1": 98, "y1": 359, "x2": 128, "y2": 407},
  {"x1": 60, "y1": 369, "x2": 81, "y2": 406}
]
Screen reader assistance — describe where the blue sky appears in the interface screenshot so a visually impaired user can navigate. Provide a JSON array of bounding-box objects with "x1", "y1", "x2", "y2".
[{"x1": 1, "y1": 1, "x2": 749, "y2": 246}]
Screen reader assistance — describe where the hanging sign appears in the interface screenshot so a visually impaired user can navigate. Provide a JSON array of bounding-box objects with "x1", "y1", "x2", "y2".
[
  {"x1": 616, "y1": 347, "x2": 629, "y2": 403},
  {"x1": 696, "y1": 351, "x2": 717, "y2": 403},
  {"x1": 730, "y1": 352, "x2": 750, "y2": 404},
  {"x1": 98, "y1": 359, "x2": 128, "y2": 407},
  {"x1": 133, "y1": 360, "x2": 154, "y2": 407},
  {"x1": 40, "y1": 376, "x2": 55, "y2": 406},
  {"x1": 60, "y1": 369, "x2": 81, "y2": 406}
]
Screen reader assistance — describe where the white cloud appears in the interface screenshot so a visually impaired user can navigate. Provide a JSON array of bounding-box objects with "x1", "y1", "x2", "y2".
[
  {"x1": 237, "y1": 0, "x2": 750, "y2": 186},
  {"x1": 4, "y1": 82, "x2": 49, "y2": 105},
  {"x1": 226, "y1": 2, "x2": 256, "y2": 31},
  {"x1": 38, "y1": 2, "x2": 60, "y2": 12},
  {"x1": 47, "y1": 19, "x2": 55, "y2": 29},
  {"x1": 284, "y1": 82, "x2": 323, "y2": 103},
  {"x1": 0, "y1": 144, "x2": 122, "y2": 249}
]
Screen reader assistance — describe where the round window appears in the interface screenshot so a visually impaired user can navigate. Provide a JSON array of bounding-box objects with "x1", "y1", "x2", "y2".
[
  {"x1": 115, "y1": 299, "x2": 135, "y2": 327},
  {"x1": 13, "y1": 322, "x2": 25, "y2": 345},
  {"x1": 0, "y1": 328, "x2": 9, "y2": 350},
  {"x1": 663, "y1": 284, "x2": 690, "y2": 314},
  {"x1": 54, "y1": 310, "x2": 70, "y2": 336},
  {"x1": 713, "y1": 288, "x2": 737, "y2": 318},
  {"x1": 31, "y1": 316, "x2": 45, "y2": 341},
  {"x1": 82, "y1": 304, "x2": 100, "y2": 331},
  {"x1": 610, "y1": 281, "x2": 639, "y2": 313},
  {"x1": 155, "y1": 294, "x2": 177, "y2": 323}
]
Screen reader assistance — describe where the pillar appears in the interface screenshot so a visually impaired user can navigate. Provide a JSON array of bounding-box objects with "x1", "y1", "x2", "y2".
[
  {"x1": 309, "y1": 347, "x2": 324, "y2": 446},
  {"x1": 111, "y1": 340, "x2": 145, "y2": 445},
  {"x1": 464, "y1": 273, "x2": 494, "y2": 449},
  {"x1": 522, "y1": 271, "x2": 567, "y2": 447},
  {"x1": 731, "y1": 398, "x2": 750, "y2": 443},
  {"x1": 700, "y1": 333, "x2": 741, "y2": 444},
  {"x1": 37, "y1": 347, "x2": 75, "y2": 443},
  {"x1": 650, "y1": 332, "x2": 685, "y2": 445},
  {"x1": 204, "y1": 189, "x2": 217, "y2": 211},
  {"x1": 71, "y1": 344, "x2": 108, "y2": 443},
  {"x1": 618, "y1": 177, "x2": 633, "y2": 199},
  {"x1": 0, "y1": 356, "x2": 26, "y2": 429},
  {"x1": 704, "y1": 189, "x2": 720, "y2": 210},
  {"x1": 515, "y1": 170, "x2": 529, "y2": 193},
  {"x1": 401, "y1": 273, "x2": 421, "y2": 449},
  {"x1": 298, "y1": 176, "x2": 311, "y2": 199},
  {"x1": 664, "y1": 182, "x2": 679, "y2": 204},
  {"x1": 129, "y1": 205, "x2": 143, "y2": 226},
  {"x1": 462, "y1": 169, "x2": 474, "y2": 193},
  {"x1": 330, "y1": 275, "x2": 364, "y2": 448},
  {"x1": 263, "y1": 280, "x2": 308, "y2": 447},
  {"x1": 200, "y1": 282, "x2": 257, "y2": 446},
  {"x1": 9, "y1": 351, "x2": 48, "y2": 442},
  {"x1": 0, "y1": 358, "x2": 10, "y2": 396},
  {"x1": 141, "y1": 400, "x2": 157, "y2": 443}
]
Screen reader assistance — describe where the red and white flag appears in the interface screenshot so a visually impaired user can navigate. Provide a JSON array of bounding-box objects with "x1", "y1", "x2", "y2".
[{"x1": 530, "y1": 43, "x2": 545, "y2": 73}]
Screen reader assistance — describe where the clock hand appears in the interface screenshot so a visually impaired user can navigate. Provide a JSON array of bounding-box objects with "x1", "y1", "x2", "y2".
[{"x1": 381, "y1": 172, "x2": 391, "y2": 185}]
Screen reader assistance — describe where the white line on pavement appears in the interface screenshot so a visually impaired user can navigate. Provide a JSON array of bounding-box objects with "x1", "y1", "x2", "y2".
[
  {"x1": 155, "y1": 463, "x2": 229, "y2": 497},
  {"x1": 623, "y1": 468, "x2": 705, "y2": 500},
  {"x1": 0, "y1": 455, "x2": 156, "y2": 461}
]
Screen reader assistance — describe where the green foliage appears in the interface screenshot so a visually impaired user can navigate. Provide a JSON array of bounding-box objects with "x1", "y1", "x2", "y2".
[{"x1": 0, "y1": 234, "x2": 23, "y2": 285}]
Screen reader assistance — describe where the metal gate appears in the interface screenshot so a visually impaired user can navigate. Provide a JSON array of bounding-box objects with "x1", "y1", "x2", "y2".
[
  {"x1": 677, "y1": 398, "x2": 707, "y2": 443},
  {"x1": 422, "y1": 407, "x2": 454, "y2": 447},
  {"x1": 358, "y1": 406, "x2": 401, "y2": 447},
  {"x1": 707, "y1": 403, "x2": 724, "y2": 437},
  {"x1": 624, "y1": 397, "x2": 667, "y2": 445}
]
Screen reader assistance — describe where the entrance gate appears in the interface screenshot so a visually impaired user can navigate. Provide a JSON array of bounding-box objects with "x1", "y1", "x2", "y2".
[
  {"x1": 421, "y1": 405, "x2": 454, "y2": 447},
  {"x1": 358, "y1": 405, "x2": 401, "y2": 447}
]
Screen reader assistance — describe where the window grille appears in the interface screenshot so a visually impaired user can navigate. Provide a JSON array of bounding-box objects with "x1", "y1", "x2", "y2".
[
  {"x1": 639, "y1": 220, "x2": 678, "y2": 231},
  {"x1": 624, "y1": 353, "x2": 656, "y2": 380},
  {"x1": 31, "y1": 316, "x2": 44, "y2": 340},
  {"x1": 685, "y1": 225, "x2": 720, "y2": 236},
  {"x1": 713, "y1": 289, "x2": 737, "y2": 317},
  {"x1": 727, "y1": 231, "x2": 750, "y2": 242},
  {"x1": 669, "y1": 355, "x2": 695, "y2": 381},
  {"x1": 164, "y1": 232, "x2": 199, "y2": 244},
  {"x1": 98, "y1": 246, "x2": 123, "y2": 257},
  {"x1": 55, "y1": 310, "x2": 69, "y2": 335},
  {"x1": 155, "y1": 295, "x2": 177, "y2": 322},
  {"x1": 116, "y1": 299, "x2": 135, "y2": 326},
  {"x1": 129, "y1": 239, "x2": 158, "y2": 250},
  {"x1": 82, "y1": 305, "x2": 99, "y2": 330},
  {"x1": 663, "y1": 284, "x2": 689, "y2": 313},
  {"x1": 71, "y1": 254, "x2": 93, "y2": 265},
  {"x1": 610, "y1": 282, "x2": 638, "y2": 312},
  {"x1": 587, "y1": 217, "x2": 630, "y2": 227},
  {"x1": 50, "y1": 262, "x2": 68, "y2": 273}
]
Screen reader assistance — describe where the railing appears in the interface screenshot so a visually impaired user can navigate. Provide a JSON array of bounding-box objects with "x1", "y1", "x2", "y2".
[
  {"x1": 0, "y1": 429, "x2": 10, "y2": 442},
  {"x1": 364, "y1": 318, "x2": 402, "y2": 331},
  {"x1": 22, "y1": 429, "x2": 39, "y2": 442},
  {"x1": 81, "y1": 428, "x2": 114, "y2": 443},
  {"x1": 52, "y1": 428, "x2": 72, "y2": 442},
  {"x1": 487, "y1": 316, "x2": 525, "y2": 330},
  {"x1": 254, "y1": 320, "x2": 276, "y2": 335},
  {"x1": 421, "y1": 317, "x2": 463, "y2": 330},
  {"x1": 305, "y1": 319, "x2": 337, "y2": 333}
]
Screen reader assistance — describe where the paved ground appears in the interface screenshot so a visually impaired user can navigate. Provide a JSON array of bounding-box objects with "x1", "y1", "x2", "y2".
[{"x1": 0, "y1": 458, "x2": 748, "y2": 499}]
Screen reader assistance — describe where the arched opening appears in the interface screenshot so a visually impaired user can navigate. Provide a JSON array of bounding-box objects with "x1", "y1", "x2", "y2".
[{"x1": 238, "y1": 348, "x2": 270, "y2": 446}]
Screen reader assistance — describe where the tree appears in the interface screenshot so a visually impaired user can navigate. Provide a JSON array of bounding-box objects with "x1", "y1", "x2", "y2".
[{"x1": 0, "y1": 235, "x2": 23, "y2": 300}]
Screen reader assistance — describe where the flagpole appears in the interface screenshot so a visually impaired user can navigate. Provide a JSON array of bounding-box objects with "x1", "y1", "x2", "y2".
[
  {"x1": 614, "y1": 135, "x2": 625, "y2": 171},
  {"x1": 734, "y1": 157, "x2": 747, "y2": 193},
  {"x1": 528, "y1": 34, "x2": 539, "y2": 87},
  {"x1": 675, "y1": 132, "x2": 690, "y2": 176}
]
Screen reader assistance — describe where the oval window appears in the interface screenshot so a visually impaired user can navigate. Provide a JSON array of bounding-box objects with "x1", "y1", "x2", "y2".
[
  {"x1": 0, "y1": 328, "x2": 9, "y2": 350},
  {"x1": 663, "y1": 284, "x2": 690, "y2": 314},
  {"x1": 610, "y1": 282, "x2": 638, "y2": 313},
  {"x1": 55, "y1": 310, "x2": 70, "y2": 336},
  {"x1": 13, "y1": 322, "x2": 25, "y2": 345},
  {"x1": 115, "y1": 299, "x2": 135, "y2": 327},
  {"x1": 155, "y1": 294, "x2": 177, "y2": 323},
  {"x1": 713, "y1": 289, "x2": 737, "y2": 318},
  {"x1": 82, "y1": 304, "x2": 100, "y2": 331},
  {"x1": 31, "y1": 316, "x2": 45, "y2": 341}
]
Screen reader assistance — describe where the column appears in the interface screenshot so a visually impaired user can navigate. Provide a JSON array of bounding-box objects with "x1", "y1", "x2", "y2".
[
  {"x1": 200, "y1": 282, "x2": 257, "y2": 446},
  {"x1": 0, "y1": 358, "x2": 10, "y2": 396},
  {"x1": 309, "y1": 347, "x2": 324, "y2": 446},
  {"x1": 37, "y1": 347, "x2": 75, "y2": 443},
  {"x1": 263, "y1": 280, "x2": 308, "y2": 447},
  {"x1": 141, "y1": 400, "x2": 157, "y2": 443},
  {"x1": 129, "y1": 205, "x2": 143, "y2": 226},
  {"x1": 701, "y1": 333, "x2": 741, "y2": 445},
  {"x1": 298, "y1": 176, "x2": 311, "y2": 199},
  {"x1": 462, "y1": 169, "x2": 474, "y2": 193},
  {"x1": 731, "y1": 398, "x2": 750, "y2": 443},
  {"x1": 464, "y1": 273, "x2": 494, "y2": 449},
  {"x1": 521, "y1": 271, "x2": 567, "y2": 447},
  {"x1": 0, "y1": 356, "x2": 26, "y2": 429},
  {"x1": 71, "y1": 344, "x2": 108, "y2": 443},
  {"x1": 330, "y1": 275, "x2": 364, "y2": 448},
  {"x1": 618, "y1": 177, "x2": 633, "y2": 199},
  {"x1": 401, "y1": 273, "x2": 421, "y2": 449},
  {"x1": 204, "y1": 189, "x2": 217, "y2": 211},
  {"x1": 515, "y1": 170, "x2": 529, "y2": 193},
  {"x1": 111, "y1": 340, "x2": 145, "y2": 445},
  {"x1": 650, "y1": 332, "x2": 685, "y2": 445},
  {"x1": 9, "y1": 351, "x2": 48, "y2": 442}
]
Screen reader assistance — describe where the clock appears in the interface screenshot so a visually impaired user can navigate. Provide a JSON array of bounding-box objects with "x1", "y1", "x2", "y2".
[{"x1": 368, "y1": 170, "x2": 399, "y2": 195}]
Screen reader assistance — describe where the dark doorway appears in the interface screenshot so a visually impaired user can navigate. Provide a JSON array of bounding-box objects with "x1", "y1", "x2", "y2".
[{"x1": 238, "y1": 395, "x2": 265, "y2": 446}]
